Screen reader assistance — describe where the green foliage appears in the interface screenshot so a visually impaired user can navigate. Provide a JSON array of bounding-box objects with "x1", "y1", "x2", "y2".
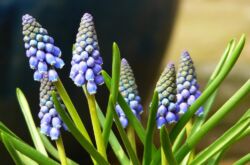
[{"x1": 1, "y1": 34, "x2": 249, "y2": 165}]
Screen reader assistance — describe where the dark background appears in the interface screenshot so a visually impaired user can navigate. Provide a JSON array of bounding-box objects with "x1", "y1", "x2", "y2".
[{"x1": 0, "y1": 0, "x2": 178, "y2": 164}]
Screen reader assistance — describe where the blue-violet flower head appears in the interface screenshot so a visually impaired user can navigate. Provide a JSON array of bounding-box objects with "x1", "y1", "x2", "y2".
[
  {"x1": 156, "y1": 63, "x2": 179, "y2": 128},
  {"x1": 39, "y1": 74, "x2": 67, "y2": 140},
  {"x1": 69, "y1": 13, "x2": 104, "y2": 95},
  {"x1": 22, "y1": 14, "x2": 64, "y2": 82},
  {"x1": 176, "y1": 51, "x2": 203, "y2": 116},
  {"x1": 115, "y1": 58, "x2": 143, "y2": 128}
]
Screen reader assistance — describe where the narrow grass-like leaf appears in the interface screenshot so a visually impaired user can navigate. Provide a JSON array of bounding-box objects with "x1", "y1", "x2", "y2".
[
  {"x1": 52, "y1": 92, "x2": 109, "y2": 165},
  {"x1": 189, "y1": 117, "x2": 250, "y2": 164},
  {"x1": 1, "y1": 132, "x2": 59, "y2": 165},
  {"x1": 110, "y1": 98, "x2": 140, "y2": 165},
  {"x1": 54, "y1": 79, "x2": 92, "y2": 144},
  {"x1": 160, "y1": 127, "x2": 177, "y2": 165},
  {"x1": 103, "y1": 42, "x2": 121, "y2": 146},
  {"x1": 39, "y1": 131, "x2": 79, "y2": 165},
  {"x1": 169, "y1": 34, "x2": 245, "y2": 142},
  {"x1": 175, "y1": 79, "x2": 250, "y2": 162},
  {"x1": 16, "y1": 88, "x2": 47, "y2": 156},
  {"x1": 172, "y1": 128, "x2": 186, "y2": 153},
  {"x1": 190, "y1": 40, "x2": 233, "y2": 135},
  {"x1": 1, "y1": 133, "x2": 23, "y2": 165},
  {"x1": 233, "y1": 153, "x2": 250, "y2": 165},
  {"x1": 142, "y1": 91, "x2": 158, "y2": 165},
  {"x1": 96, "y1": 103, "x2": 130, "y2": 165}
]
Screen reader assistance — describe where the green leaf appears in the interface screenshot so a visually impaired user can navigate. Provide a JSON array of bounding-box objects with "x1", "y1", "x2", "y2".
[
  {"x1": 52, "y1": 92, "x2": 109, "y2": 165},
  {"x1": 39, "y1": 131, "x2": 79, "y2": 165},
  {"x1": 233, "y1": 153, "x2": 250, "y2": 165},
  {"x1": 175, "y1": 79, "x2": 250, "y2": 162},
  {"x1": 142, "y1": 91, "x2": 158, "y2": 165},
  {"x1": 110, "y1": 98, "x2": 140, "y2": 165},
  {"x1": 16, "y1": 88, "x2": 48, "y2": 156},
  {"x1": 54, "y1": 79, "x2": 92, "y2": 145},
  {"x1": 1, "y1": 132, "x2": 59, "y2": 165},
  {"x1": 160, "y1": 127, "x2": 177, "y2": 165},
  {"x1": 169, "y1": 34, "x2": 246, "y2": 143},
  {"x1": 96, "y1": 103, "x2": 130, "y2": 165},
  {"x1": 1, "y1": 133, "x2": 23, "y2": 165},
  {"x1": 190, "y1": 40, "x2": 233, "y2": 135},
  {"x1": 190, "y1": 117, "x2": 250, "y2": 164},
  {"x1": 103, "y1": 42, "x2": 121, "y2": 147}
]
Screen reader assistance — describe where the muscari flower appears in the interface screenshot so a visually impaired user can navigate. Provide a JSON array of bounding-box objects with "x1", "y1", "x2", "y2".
[
  {"x1": 22, "y1": 14, "x2": 64, "y2": 82},
  {"x1": 176, "y1": 51, "x2": 203, "y2": 116},
  {"x1": 115, "y1": 59, "x2": 143, "y2": 128},
  {"x1": 39, "y1": 74, "x2": 67, "y2": 140},
  {"x1": 156, "y1": 63, "x2": 179, "y2": 128},
  {"x1": 69, "y1": 13, "x2": 104, "y2": 95}
]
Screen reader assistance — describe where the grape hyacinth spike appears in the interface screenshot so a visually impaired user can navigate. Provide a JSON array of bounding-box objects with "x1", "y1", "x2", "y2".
[
  {"x1": 115, "y1": 58, "x2": 143, "y2": 128},
  {"x1": 39, "y1": 74, "x2": 67, "y2": 140},
  {"x1": 22, "y1": 14, "x2": 64, "y2": 82},
  {"x1": 176, "y1": 51, "x2": 204, "y2": 116},
  {"x1": 70, "y1": 13, "x2": 104, "y2": 95},
  {"x1": 156, "y1": 63, "x2": 179, "y2": 128}
]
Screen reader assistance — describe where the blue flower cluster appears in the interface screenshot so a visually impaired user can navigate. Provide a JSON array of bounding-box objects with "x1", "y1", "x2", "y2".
[
  {"x1": 115, "y1": 59, "x2": 143, "y2": 128},
  {"x1": 156, "y1": 63, "x2": 179, "y2": 128},
  {"x1": 38, "y1": 75, "x2": 67, "y2": 140},
  {"x1": 69, "y1": 13, "x2": 104, "y2": 95},
  {"x1": 22, "y1": 14, "x2": 65, "y2": 82},
  {"x1": 176, "y1": 51, "x2": 203, "y2": 116}
]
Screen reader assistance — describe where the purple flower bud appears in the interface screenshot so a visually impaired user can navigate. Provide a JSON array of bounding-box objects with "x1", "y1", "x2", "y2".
[
  {"x1": 166, "y1": 112, "x2": 177, "y2": 124},
  {"x1": 74, "y1": 74, "x2": 85, "y2": 86},
  {"x1": 86, "y1": 57, "x2": 95, "y2": 67},
  {"x1": 38, "y1": 62, "x2": 48, "y2": 73},
  {"x1": 37, "y1": 42, "x2": 45, "y2": 50},
  {"x1": 53, "y1": 46, "x2": 61, "y2": 57},
  {"x1": 48, "y1": 69, "x2": 58, "y2": 82},
  {"x1": 85, "y1": 69, "x2": 95, "y2": 81},
  {"x1": 45, "y1": 43, "x2": 54, "y2": 53},
  {"x1": 29, "y1": 47, "x2": 37, "y2": 56},
  {"x1": 52, "y1": 117, "x2": 62, "y2": 128},
  {"x1": 78, "y1": 61, "x2": 87, "y2": 73},
  {"x1": 94, "y1": 75, "x2": 104, "y2": 85},
  {"x1": 41, "y1": 113, "x2": 52, "y2": 124},
  {"x1": 36, "y1": 50, "x2": 45, "y2": 61},
  {"x1": 119, "y1": 116, "x2": 128, "y2": 128},
  {"x1": 29, "y1": 56, "x2": 38, "y2": 69},
  {"x1": 40, "y1": 123, "x2": 50, "y2": 136},
  {"x1": 45, "y1": 53, "x2": 56, "y2": 65},
  {"x1": 157, "y1": 116, "x2": 166, "y2": 129},
  {"x1": 54, "y1": 57, "x2": 65, "y2": 69},
  {"x1": 50, "y1": 127, "x2": 60, "y2": 140},
  {"x1": 87, "y1": 81, "x2": 97, "y2": 95}
]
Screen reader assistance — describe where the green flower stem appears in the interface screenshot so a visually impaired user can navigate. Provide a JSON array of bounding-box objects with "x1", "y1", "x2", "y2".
[
  {"x1": 233, "y1": 153, "x2": 250, "y2": 165},
  {"x1": 16, "y1": 88, "x2": 47, "y2": 156},
  {"x1": 52, "y1": 92, "x2": 109, "y2": 165},
  {"x1": 160, "y1": 126, "x2": 177, "y2": 165},
  {"x1": 103, "y1": 43, "x2": 121, "y2": 147},
  {"x1": 56, "y1": 136, "x2": 67, "y2": 165},
  {"x1": 169, "y1": 34, "x2": 245, "y2": 143},
  {"x1": 161, "y1": 147, "x2": 167, "y2": 165},
  {"x1": 185, "y1": 120, "x2": 194, "y2": 163},
  {"x1": 39, "y1": 131, "x2": 78, "y2": 165},
  {"x1": 54, "y1": 79, "x2": 92, "y2": 144},
  {"x1": 96, "y1": 103, "x2": 130, "y2": 165},
  {"x1": 175, "y1": 79, "x2": 250, "y2": 162},
  {"x1": 142, "y1": 91, "x2": 158, "y2": 165},
  {"x1": 127, "y1": 125, "x2": 137, "y2": 156},
  {"x1": 84, "y1": 87, "x2": 107, "y2": 161}
]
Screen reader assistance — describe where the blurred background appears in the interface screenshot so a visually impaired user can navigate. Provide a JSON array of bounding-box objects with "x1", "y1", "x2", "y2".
[{"x1": 0, "y1": 0, "x2": 249, "y2": 164}]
